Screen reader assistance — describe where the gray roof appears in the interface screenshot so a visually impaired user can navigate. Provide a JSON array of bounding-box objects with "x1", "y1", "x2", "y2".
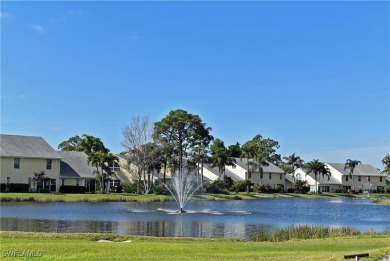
[
  {"x1": 233, "y1": 158, "x2": 284, "y2": 174},
  {"x1": 327, "y1": 163, "x2": 386, "y2": 177},
  {"x1": 117, "y1": 154, "x2": 131, "y2": 162},
  {"x1": 0, "y1": 134, "x2": 62, "y2": 159},
  {"x1": 112, "y1": 171, "x2": 132, "y2": 183},
  {"x1": 58, "y1": 151, "x2": 96, "y2": 179}
]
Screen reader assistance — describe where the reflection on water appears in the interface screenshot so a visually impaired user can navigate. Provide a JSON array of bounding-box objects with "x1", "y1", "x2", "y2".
[
  {"x1": 0, "y1": 217, "x2": 274, "y2": 240},
  {"x1": 1, "y1": 198, "x2": 389, "y2": 240}
]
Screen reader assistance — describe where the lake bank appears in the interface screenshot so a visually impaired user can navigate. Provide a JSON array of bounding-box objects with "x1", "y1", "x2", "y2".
[
  {"x1": 1, "y1": 231, "x2": 389, "y2": 260},
  {"x1": 1, "y1": 192, "x2": 389, "y2": 203}
]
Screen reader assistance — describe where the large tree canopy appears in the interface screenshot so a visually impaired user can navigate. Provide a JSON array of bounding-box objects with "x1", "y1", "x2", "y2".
[
  {"x1": 153, "y1": 109, "x2": 213, "y2": 174},
  {"x1": 58, "y1": 134, "x2": 108, "y2": 155}
]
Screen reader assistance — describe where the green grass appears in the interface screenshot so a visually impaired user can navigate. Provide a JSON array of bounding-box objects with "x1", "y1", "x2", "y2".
[
  {"x1": 0, "y1": 193, "x2": 172, "y2": 203},
  {"x1": 0, "y1": 231, "x2": 389, "y2": 260},
  {"x1": 1, "y1": 192, "x2": 389, "y2": 203}
]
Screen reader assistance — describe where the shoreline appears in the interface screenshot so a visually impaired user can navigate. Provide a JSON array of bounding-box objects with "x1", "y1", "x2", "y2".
[{"x1": 1, "y1": 192, "x2": 389, "y2": 204}]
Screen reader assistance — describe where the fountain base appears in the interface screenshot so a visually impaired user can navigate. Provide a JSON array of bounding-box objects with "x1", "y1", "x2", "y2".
[{"x1": 177, "y1": 209, "x2": 187, "y2": 213}]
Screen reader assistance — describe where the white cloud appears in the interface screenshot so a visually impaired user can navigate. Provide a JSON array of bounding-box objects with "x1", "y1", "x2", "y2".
[
  {"x1": 129, "y1": 35, "x2": 140, "y2": 42},
  {"x1": 0, "y1": 12, "x2": 11, "y2": 20},
  {"x1": 68, "y1": 10, "x2": 83, "y2": 16},
  {"x1": 31, "y1": 24, "x2": 45, "y2": 34}
]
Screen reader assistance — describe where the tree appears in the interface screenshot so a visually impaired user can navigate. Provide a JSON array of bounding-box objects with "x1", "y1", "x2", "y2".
[
  {"x1": 32, "y1": 171, "x2": 49, "y2": 192},
  {"x1": 209, "y1": 138, "x2": 236, "y2": 179},
  {"x1": 240, "y1": 140, "x2": 255, "y2": 181},
  {"x1": 304, "y1": 159, "x2": 331, "y2": 194},
  {"x1": 58, "y1": 134, "x2": 108, "y2": 155},
  {"x1": 88, "y1": 152, "x2": 119, "y2": 194},
  {"x1": 242, "y1": 135, "x2": 281, "y2": 185},
  {"x1": 294, "y1": 179, "x2": 309, "y2": 194},
  {"x1": 227, "y1": 142, "x2": 242, "y2": 158},
  {"x1": 344, "y1": 159, "x2": 361, "y2": 191},
  {"x1": 381, "y1": 154, "x2": 390, "y2": 174},
  {"x1": 153, "y1": 109, "x2": 213, "y2": 176},
  {"x1": 282, "y1": 153, "x2": 304, "y2": 184},
  {"x1": 122, "y1": 116, "x2": 160, "y2": 194}
]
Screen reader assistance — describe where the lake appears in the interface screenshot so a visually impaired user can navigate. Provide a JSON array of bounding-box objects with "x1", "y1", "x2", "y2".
[{"x1": 1, "y1": 197, "x2": 389, "y2": 240}]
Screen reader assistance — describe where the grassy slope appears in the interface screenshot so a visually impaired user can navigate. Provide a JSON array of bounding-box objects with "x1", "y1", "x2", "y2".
[{"x1": 0, "y1": 232, "x2": 389, "y2": 261}]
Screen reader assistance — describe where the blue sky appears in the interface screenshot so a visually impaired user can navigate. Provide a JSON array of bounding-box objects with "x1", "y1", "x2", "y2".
[{"x1": 1, "y1": 1, "x2": 389, "y2": 169}]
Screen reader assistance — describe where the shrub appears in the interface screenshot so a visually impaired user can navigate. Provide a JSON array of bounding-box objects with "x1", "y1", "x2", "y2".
[
  {"x1": 0, "y1": 183, "x2": 6, "y2": 192},
  {"x1": 385, "y1": 186, "x2": 390, "y2": 193},
  {"x1": 335, "y1": 186, "x2": 346, "y2": 193},
  {"x1": 204, "y1": 179, "x2": 229, "y2": 194},
  {"x1": 231, "y1": 180, "x2": 252, "y2": 193},
  {"x1": 122, "y1": 183, "x2": 138, "y2": 194},
  {"x1": 59, "y1": 186, "x2": 86, "y2": 194},
  {"x1": 115, "y1": 186, "x2": 123, "y2": 193},
  {"x1": 9, "y1": 183, "x2": 29, "y2": 193},
  {"x1": 153, "y1": 183, "x2": 170, "y2": 195},
  {"x1": 259, "y1": 184, "x2": 272, "y2": 193},
  {"x1": 287, "y1": 188, "x2": 295, "y2": 193},
  {"x1": 40, "y1": 188, "x2": 50, "y2": 193},
  {"x1": 275, "y1": 185, "x2": 284, "y2": 193}
]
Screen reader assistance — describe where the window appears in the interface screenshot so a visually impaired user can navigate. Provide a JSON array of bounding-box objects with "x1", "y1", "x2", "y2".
[
  {"x1": 260, "y1": 173, "x2": 263, "y2": 179},
  {"x1": 76, "y1": 179, "x2": 79, "y2": 186},
  {"x1": 50, "y1": 179, "x2": 56, "y2": 192},
  {"x1": 280, "y1": 173, "x2": 283, "y2": 180},
  {"x1": 61, "y1": 179, "x2": 64, "y2": 186},
  {"x1": 247, "y1": 172, "x2": 251, "y2": 179},
  {"x1": 269, "y1": 173, "x2": 272, "y2": 179},
  {"x1": 358, "y1": 176, "x2": 361, "y2": 182},
  {"x1": 380, "y1": 177, "x2": 383, "y2": 182},
  {"x1": 46, "y1": 159, "x2": 52, "y2": 170},
  {"x1": 346, "y1": 176, "x2": 348, "y2": 181},
  {"x1": 14, "y1": 158, "x2": 20, "y2": 169},
  {"x1": 368, "y1": 176, "x2": 370, "y2": 182},
  {"x1": 109, "y1": 162, "x2": 120, "y2": 172},
  {"x1": 28, "y1": 177, "x2": 32, "y2": 189},
  {"x1": 110, "y1": 180, "x2": 120, "y2": 187}
]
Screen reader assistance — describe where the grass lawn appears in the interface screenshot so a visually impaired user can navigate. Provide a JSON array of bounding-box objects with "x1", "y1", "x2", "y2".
[
  {"x1": 1, "y1": 192, "x2": 389, "y2": 203},
  {"x1": 0, "y1": 232, "x2": 389, "y2": 260}
]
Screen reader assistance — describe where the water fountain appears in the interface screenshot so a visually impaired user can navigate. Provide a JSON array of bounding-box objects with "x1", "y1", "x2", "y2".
[{"x1": 164, "y1": 172, "x2": 202, "y2": 213}]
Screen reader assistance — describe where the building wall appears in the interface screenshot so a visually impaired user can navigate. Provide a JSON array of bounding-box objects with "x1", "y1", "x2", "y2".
[
  {"x1": 1, "y1": 157, "x2": 60, "y2": 184},
  {"x1": 61, "y1": 178, "x2": 78, "y2": 186},
  {"x1": 225, "y1": 165, "x2": 246, "y2": 180},
  {"x1": 249, "y1": 172, "x2": 285, "y2": 188}
]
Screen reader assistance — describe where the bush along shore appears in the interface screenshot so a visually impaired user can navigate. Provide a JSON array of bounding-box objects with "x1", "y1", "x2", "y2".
[{"x1": 0, "y1": 230, "x2": 389, "y2": 261}]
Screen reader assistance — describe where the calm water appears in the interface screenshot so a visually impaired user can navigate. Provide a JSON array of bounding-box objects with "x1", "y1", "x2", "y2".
[{"x1": 1, "y1": 198, "x2": 389, "y2": 240}]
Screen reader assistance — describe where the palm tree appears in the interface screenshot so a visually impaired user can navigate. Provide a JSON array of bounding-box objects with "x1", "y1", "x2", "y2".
[
  {"x1": 344, "y1": 159, "x2": 361, "y2": 191},
  {"x1": 305, "y1": 159, "x2": 331, "y2": 194},
  {"x1": 88, "y1": 152, "x2": 119, "y2": 194},
  {"x1": 283, "y1": 153, "x2": 304, "y2": 184},
  {"x1": 381, "y1": 154, "x2": 390, "y2": 174},
  {"x1": 251, "y1": 152, "x2": 269, "y2": 185},
  {"x1": 210, "y1": 139, "x2": 236, "y2": 179},
  {"x1": 240, "y1": 141, "x2": 254, "y2": 180}
]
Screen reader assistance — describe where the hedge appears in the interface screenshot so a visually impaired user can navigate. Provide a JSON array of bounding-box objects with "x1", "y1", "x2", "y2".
[
  {"x1": 9, "y1": 183, "x2": 29, "y2": 193},
  {"x1": 59, "y1": 185, "x2": 87, "y2": 193}
]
